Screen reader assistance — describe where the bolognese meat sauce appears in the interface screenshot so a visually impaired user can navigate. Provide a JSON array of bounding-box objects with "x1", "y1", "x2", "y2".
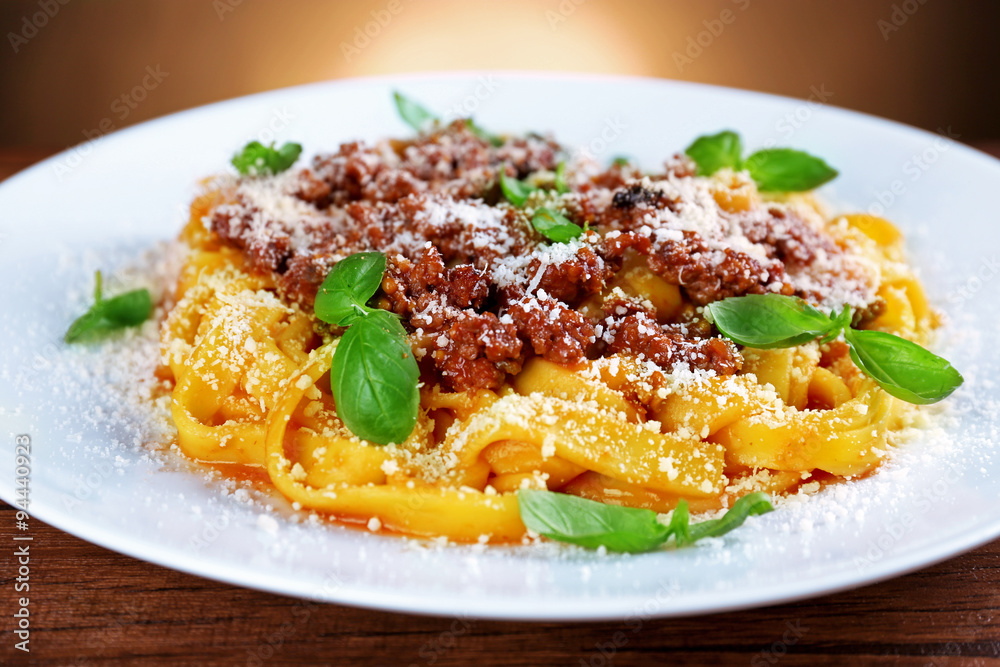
[{"x1": 208, "y1": 120, "x2": 878, "y2": 391}]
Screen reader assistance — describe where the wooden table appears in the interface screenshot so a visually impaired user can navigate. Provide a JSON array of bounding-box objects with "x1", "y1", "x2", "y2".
[{"x1": 3, "y1": 147, "x2": 999, "y2": 666}]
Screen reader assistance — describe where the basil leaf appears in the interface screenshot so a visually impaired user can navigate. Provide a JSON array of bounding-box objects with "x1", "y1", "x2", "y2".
[
  {"x1": 531, "y1": 207, "x2": 582, "y2": 243},
  {"x1": 685, "y1": 130, "x2": 743, "y2": 176},
  {"x1": 708, "y1": 295, "x2": 964, "y2": 406},
  {"x1": 844, "y1": 328, "x2": 964, "y2": 404},
  {"x1": 681, "y1": 492, "x2": 774, "y2": 546},
  {"x1": 611, "y1": 155, "x2": 631, "y2": 167},
  {"x1": 554, "y1": 161, "x2": 570, "y2": 194},
  {"x1": 231, "y1": 141, "x2": 302, "y2": 176},
  {"x1": 315, "y1": 252, "x2": 386, "y2": 326},
  {"x1": 683, "y1": 130, "x2": 836, "y2": 191},
  {"x1": 93, "y1": 269, "x2": 104, "y2": 301},
  {"x1": 821, "y1": 305, "x2": 853, "y2": 344},
  {"x1": 499, "y1": 166, "x2": 536, "y2": 207},
  {"x1": 316, "y1": 252, "x2": 420, "y2": 444},
  {"x1": 99, "y1": 289, "x2": 154, "y2": 326},
  {"x1": 393, "y1": 91, "x2": 437, "y2": 133},
  {"x1": 705, "y1": 294, "x2": 837, "y2": 349},
  {"x1": 666, "y1": 498, "x2": 691, "y2": 545},
  {"x1": 517, "y1": 490, "x2": 775, "y2": 553},
  {"x1": 517, "y1": 490, "x2": 670, "y2": 552},
  {"x1": 743, "y1": 149, "x2": 838, "y2": 192},
  {"x1": 65, "y1": 272, "x2": 152, "y2": 343},
  {"x1": 330, "y1": 309, "x2": 420, "y2": 445},
  {"x1": 466, "y1": 119, "x2": 503, "y2": 146}
]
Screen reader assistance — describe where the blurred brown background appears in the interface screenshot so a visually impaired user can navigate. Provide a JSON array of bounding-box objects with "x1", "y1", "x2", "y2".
[{"x1": 0, "y1": 0, "x2": 998, "y2": 151}]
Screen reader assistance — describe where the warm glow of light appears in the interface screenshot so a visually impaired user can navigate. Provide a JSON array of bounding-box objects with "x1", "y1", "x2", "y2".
[
  {"x1": 324, "y1": 1, "x2": 653, "y2": 78},
  {"x1": 2, "y1": 0, "x2": 978, "y2": 147}
]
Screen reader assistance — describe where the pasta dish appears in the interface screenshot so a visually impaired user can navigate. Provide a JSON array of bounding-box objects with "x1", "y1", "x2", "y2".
[{"x1": 122, "y1": 94, "x2": 962, "y2": 550}]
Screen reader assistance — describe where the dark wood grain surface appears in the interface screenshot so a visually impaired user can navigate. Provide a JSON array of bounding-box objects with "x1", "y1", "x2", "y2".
[{"x1": 3, "y1": 146, "x2": 1000, "y2": 667}]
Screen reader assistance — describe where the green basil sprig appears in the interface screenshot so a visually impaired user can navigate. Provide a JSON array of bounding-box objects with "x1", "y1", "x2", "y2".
[
  {"x1": 393, "y1": 91, "x2": 438, "y2": 133},
  {"x1": 466, "y1": 119, "x2": 504, "y2": 147},
  {"x1": 668, "y1": 493, "x2": 775, "y2": 547},
  {"x1": 685, "y1": 130, "x2": 743, "y2": 178},
  {"x1": 231, "y1": 141, "x2": 303, "y2": 176},
  {"x1": 499, "y1": 165, "x2": 537, "y2": 207},
  {"x1": 315, "y1": 252, "x2": 420, "y2": 444},
  {"x1": 517, "y1": 490, "x2": 774, "y2": 553},
  {"x1": 393, "y1": 91, "x2": 502, "y2": 145},
  {"x1": 330, "y1": 309, "x2": 420, "y2": 445},
  {"x1": 743, "y1": 149, "x2": 839, "y2": 192},
  {"x1": 499, "y1": 161, "x2": 572, "y2": 207},
  {"x1": 531, "y1": 207, "x2": 582, "y2": 243},
  {"x1": 684, "y1": 130, "x2": 837, "y2": 192},
  {"x1": 702, "y1": 294, "x2": 837, "y2": 349},
  {"x1": 554, "y1": 161, "x2": 570, "y2": 194},
  {"x1": 65, "y1": 271, "x2": 152, "y2": 343},
  {"x1": 844, "y1": 328, "x2": 964, "y2": 405},
  {"x1": 704, "y1": 293, "x2": 963, "y2": 404},
  {"x1": 315, "y1": 252, "x2": 385, "y2": 326}
]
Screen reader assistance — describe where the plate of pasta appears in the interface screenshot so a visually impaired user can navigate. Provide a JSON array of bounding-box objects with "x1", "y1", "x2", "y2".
[{"x1": 1, "y1": 73, "x2": 999, "y2": 620}]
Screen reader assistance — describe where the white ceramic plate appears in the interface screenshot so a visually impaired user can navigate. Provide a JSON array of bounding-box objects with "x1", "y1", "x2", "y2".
[{"x1": 2, "y1": 73, "x2": 998, "y2": 621}]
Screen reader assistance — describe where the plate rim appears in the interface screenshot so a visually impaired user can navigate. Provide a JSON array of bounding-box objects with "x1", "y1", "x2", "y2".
[
  {"x1": 4, "y1": 70, "x2": 999, "y2": 189},
  {"x1": 3, "y1": 70, "x2": 999, "y2": 621},
  {"x1": 16, "y1": 490, "x2": 1000, "y2": 621}
]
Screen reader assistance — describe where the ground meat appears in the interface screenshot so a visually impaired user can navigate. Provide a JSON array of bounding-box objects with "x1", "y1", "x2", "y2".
[
  {"x1": 302, "y1": 120, "x2": 560, "y2": 207},
  {"x1": 431, "y1": 313, "x2": 523, "y2": 391},
  {"x1": 445, "y1": 265, "x2": 491, "y2": 309},
  {"x1": 601, "y1": 230, "x2": 791, "y2": 305},
  {"x1": 494, "y1": 135, "x2": 561, "y2": 177},
  {"x1": 506, "y1": 298, "x2": 595, "y2": 364},
  {"x1": 210, "y1": 203, "x2": 292, "y2": 275},
  {"x1": 607, "y1": 312, "x2": 743, "y2": 375},
  {"x1": 208, "y1": 120, "x2": 876, "y2": 391},
  {"x1": 741, "y1": 208, "x2": 836, "y2": 267},
  {"x1": 646, "y1": 234, "x2": 789, "y2": 305},
  {"x1": 381, "y1": 247, "x2": 523, "y2": 391},
  {"x1": 528, "y1": 246, "x2": 608, "y2": 305},
  {"x1": 292, "y1": 169, "x2": 332, "y2": 205},
  {"x1": 279, "y1": 253, "x2": 337, "y2": 305},
  {"x1": 588, "y1": 162, "x2": 642, "y2": 190}
]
